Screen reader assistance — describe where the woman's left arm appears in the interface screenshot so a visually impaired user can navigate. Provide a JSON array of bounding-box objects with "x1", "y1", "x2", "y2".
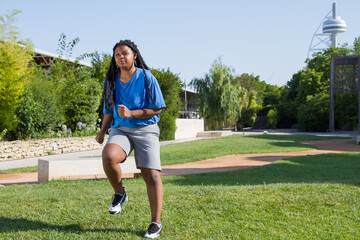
[{"x1": 118, "y1": 104, "x2": 162, "y2": 119}]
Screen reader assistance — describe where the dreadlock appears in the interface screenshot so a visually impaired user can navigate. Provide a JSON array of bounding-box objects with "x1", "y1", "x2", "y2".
[{"x1": 102, "y1": 40, "x2": 157, "y2": 116}]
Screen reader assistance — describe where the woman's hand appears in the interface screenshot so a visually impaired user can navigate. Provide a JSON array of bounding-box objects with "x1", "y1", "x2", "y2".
[
  {"x1": 95, "y1": 133, "x2": 105, "y2": 144},
  {"x1": 118, "y1": 104, "x2": 132, "y2": 118}
]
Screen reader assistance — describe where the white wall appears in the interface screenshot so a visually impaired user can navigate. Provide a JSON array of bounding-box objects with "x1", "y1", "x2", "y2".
[{"x1": 175, "y1": 119, "x2": 204, "y2": 140}]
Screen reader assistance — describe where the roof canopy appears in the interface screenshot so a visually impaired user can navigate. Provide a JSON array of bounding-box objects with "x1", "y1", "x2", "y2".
[{"x1": 32, "y1": 48, "x2": 92, "y2": 68}]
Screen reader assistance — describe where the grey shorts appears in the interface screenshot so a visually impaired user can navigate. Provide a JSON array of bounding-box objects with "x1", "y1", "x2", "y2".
[{"x1": 106, "y1": 124, "x2": 161, "y2": 171}]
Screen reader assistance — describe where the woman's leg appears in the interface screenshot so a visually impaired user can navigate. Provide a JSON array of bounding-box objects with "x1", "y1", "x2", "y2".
[
  {"x1": 102, "y1": 144, "x2": 127, "y2": 193},
  {"x1": 141, "y1": 168, "x2": 163, "y2": 223}
]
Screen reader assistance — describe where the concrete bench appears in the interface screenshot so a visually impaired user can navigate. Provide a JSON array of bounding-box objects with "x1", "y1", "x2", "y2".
[
  {"x1": 38, "y1": 157, "x2": 141, "y2": 183},
  {"x1": 356, "y1": 136, "x2": 360, "y2": 145}
]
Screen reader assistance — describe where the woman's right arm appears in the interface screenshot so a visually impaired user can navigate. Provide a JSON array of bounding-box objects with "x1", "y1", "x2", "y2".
[{"x1": 95, "y1": 114, "x2": 113, "y2": 144}]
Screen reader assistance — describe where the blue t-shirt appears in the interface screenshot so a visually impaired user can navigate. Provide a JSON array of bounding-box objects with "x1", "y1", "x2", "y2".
[{"x1": 103, "y1": 68, "x2": 166, "y2": 128}]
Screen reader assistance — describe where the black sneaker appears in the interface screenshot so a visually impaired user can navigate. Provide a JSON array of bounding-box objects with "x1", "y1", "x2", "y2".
[
  {"x1": 144, "y1": 222, "x2": 162, "y2": 239},
  {"x1": 108, "y1": 187, "x2": 128, "y2": 214}
]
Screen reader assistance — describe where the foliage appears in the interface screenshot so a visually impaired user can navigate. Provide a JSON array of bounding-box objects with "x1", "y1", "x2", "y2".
[
  {"x1": 77, "y1": 51, "x2": 112, "y2": 125},
  {"x1": 267, "y1": 108, "x2": 278, "y2": 129},
  {"x1": 0, "y1": 129, "x2": 7, "y2": 141},
  {"x1": 233, "y1": 73, "x2": 266, "y2": 105},
  {"x1": 295, "y1": 68, "x2": 325, "y2": 104},
  {"x1": 263, "y1": 85, "x2": 283, "y2": 108},
  {"x1": 354, "y1": 37, "x2": 360, "y2": 55},
  {"x1": 297, "y1": 92, "x2": 329, "y2": 132},
  {"x1": 237, "y1": 91, "x2": 261, "y2": 128},
  {"x1": 56, "y1": 33, "x2": 79, "y2": 58},
  {"x1": 306, "y1": 46, "x2": 351, "y2": 75},
  {"x1": 26, "y1": 66, "x2": 64, "y2": 130},
  {"x1": 59, "y1": 67, "x2": 101, "y2": 131},
  {"x1": 334, "y1": 94, "x2": 358, "y2": 130},
  {"x1": 0, "y1": 10, "x2": 34, "y2": 133},
  {"x1": 233, "y1": 73, "x2": 283, "y2": 129},
  {"x1": 79, "y1": 51, "x2": 111, "y2": 85},
  {"x1": 283, "y1": 43, "x2": 359, "y2": 131},
  {"x1": 151, "y1": 68, "x2": 182, "y2": 140},
  {"x1": 276, "y1": 101, "x2": 298, "y2": 128},
  {"x1": 0, "y1": 9, "x2": 21, "y2": 42},
  {"x1": 15, "y1": 89, "x2": 48, "y2": 139},
  {"x1": 191, "y1": 58, "x2": 246, "y2": 129},
  {"x1": 47, "y1": 34, "x2": 102, "y2": 131}
]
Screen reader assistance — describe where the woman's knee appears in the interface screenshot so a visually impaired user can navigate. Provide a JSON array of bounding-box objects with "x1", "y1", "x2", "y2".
[
  {"x1": 102, "y1": 145, "x2": 126, "y2": 168},
  {"x1": 142, "y1": 169, "x2": 161, "y2": 185}
]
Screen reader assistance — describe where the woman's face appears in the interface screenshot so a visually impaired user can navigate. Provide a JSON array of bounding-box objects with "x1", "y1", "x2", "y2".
[{"x1": 114, "y1": 45, "x2": 137, "y2": 70}]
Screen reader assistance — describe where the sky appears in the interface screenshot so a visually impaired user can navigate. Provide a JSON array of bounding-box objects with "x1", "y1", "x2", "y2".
[{"x1": 2, "y1": 0, "x2": 360, "y2": 87}]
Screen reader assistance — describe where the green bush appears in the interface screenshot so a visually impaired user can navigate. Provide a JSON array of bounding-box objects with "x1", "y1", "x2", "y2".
[
  {"x1": 60, "y1": 69, "x2": 101, "y2": 131},
  {"x1": 297, "y1": 92, "x2": 329, "y2": 132},
  {"x1": 151, "y1": 68, "x2": 182, "y2": 140},
  {"x1": 28, "y1": 66, "x2": 64, "y2": 129},
  {"x1": 0, "y1": 10, "x2": 34, "y2": 133},
  {"x1": 15, "y1": 89, "x2": 47, "y2": 139},
  {"x1": 267, "y1": 109, "x2": 278, "y2": 129}
]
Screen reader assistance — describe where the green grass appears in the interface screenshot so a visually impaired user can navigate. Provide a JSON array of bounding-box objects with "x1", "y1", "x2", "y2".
[
  {"x1": 0, "y1": 166, "x2": 38, "y2": 174},
  {"x1": 0, "y1": 135, "x2": 360, "y2": 239},
  {"x1": 0, "y1": 134, "x2": 350, "y2": 174},
  {"x1": 160, "y1": 134, "x2": 349, "y2": 165},
  {"x1": 1, "y1": 152, "x2": 359, "y2": 239}
]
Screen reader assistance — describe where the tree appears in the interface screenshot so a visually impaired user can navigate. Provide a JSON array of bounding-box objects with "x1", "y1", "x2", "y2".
[
  {"x1": 297, "y1": 93, "x2": 329, "y2": 132},
  {"x1": 238, "y1": 91, "x2": 261, "y2": 128},
  {"x1": 354, "y1": 37, "x2": 360, "y2": 55},
  {"x1": 282, "y1": 43, "x2": 356, "y2": 131},
  {"x1": 191, "y1": 58, "x2": 246, "y2": 129},
  {"x1": 295, "y1": 68, "x2": 325, "y2": 104},
  {"x1": 79, "y1": 51, "x2": 111, "y2": 85},
  {"x1": 45, "y1": 34, "x2": 102, "y2": 132},
  {"x1": 233, "y1": 73, "x2": 266, "y2": 105},
  {"x1": 263, "y1": 85, "x2": 283, "y2": 108},
  {"x1": 0, "y1": 10, "x2": 34, "y2": 133},
  {"x1": 267, "y1": 108, "x2": 278, "y2": 129}
]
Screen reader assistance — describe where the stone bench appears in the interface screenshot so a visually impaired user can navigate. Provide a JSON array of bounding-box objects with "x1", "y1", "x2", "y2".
[
  {"x1": 38, "y1": 157, "x2": 141, "y2": 183},
  {"x1": 356, "y1": 136, "x2": 360, "y2": 145}
]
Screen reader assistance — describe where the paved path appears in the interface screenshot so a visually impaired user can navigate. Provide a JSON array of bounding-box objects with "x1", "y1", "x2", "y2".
[{"x1": 1, "y1": 138, "x2": 359, "y2": 187}]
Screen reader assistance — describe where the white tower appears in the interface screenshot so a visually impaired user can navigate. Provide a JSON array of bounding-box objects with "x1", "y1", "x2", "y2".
[{"x1": 307, "y1": 3, "x2": 347, "y2": 58}]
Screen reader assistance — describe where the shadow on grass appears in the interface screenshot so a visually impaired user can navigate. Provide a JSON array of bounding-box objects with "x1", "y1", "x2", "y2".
[
  {"x1": 241, "y1": 134, "x2": 353, "y2": 150},
  {"x1": 164, "y1": 152, "x2": 360, "y2": 187},
  {"x1": 242, "y1": 134, "x2": 350, "y2": 142},
  {"x1": 0, "y1": 216, "x2": 143, "y2": 237},
  {"x1": 262, "y1": 141, "x2": 315, "y2": 149}
]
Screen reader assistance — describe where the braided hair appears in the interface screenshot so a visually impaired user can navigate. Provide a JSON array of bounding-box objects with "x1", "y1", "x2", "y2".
[{"x1": 103, "y1": 40, "x2": 157, "y2": 115}]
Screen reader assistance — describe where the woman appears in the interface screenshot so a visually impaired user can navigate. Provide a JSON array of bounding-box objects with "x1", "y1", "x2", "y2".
[{"x1": 95, "y1": 40, "x2": 165, "y2": 239}]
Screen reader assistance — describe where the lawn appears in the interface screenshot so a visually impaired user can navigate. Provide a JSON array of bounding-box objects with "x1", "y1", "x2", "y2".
[
  {"x1": 160, "y1": 134, "x2": 348, "y2": 165},
  {"x1": 0, "y1": 134, "x2": 359, "y2": 239},
  {"x1": 0, "y1": 166, "x2": 38, "y2": 174},
  {"x1": 0, "y1": 134, "x2": 348, "y2": 174}
]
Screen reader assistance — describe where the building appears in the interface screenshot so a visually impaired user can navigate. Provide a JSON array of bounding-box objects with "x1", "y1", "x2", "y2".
[{"x1": 32, "y1": 48, "x2": 91, "y2": 69}]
